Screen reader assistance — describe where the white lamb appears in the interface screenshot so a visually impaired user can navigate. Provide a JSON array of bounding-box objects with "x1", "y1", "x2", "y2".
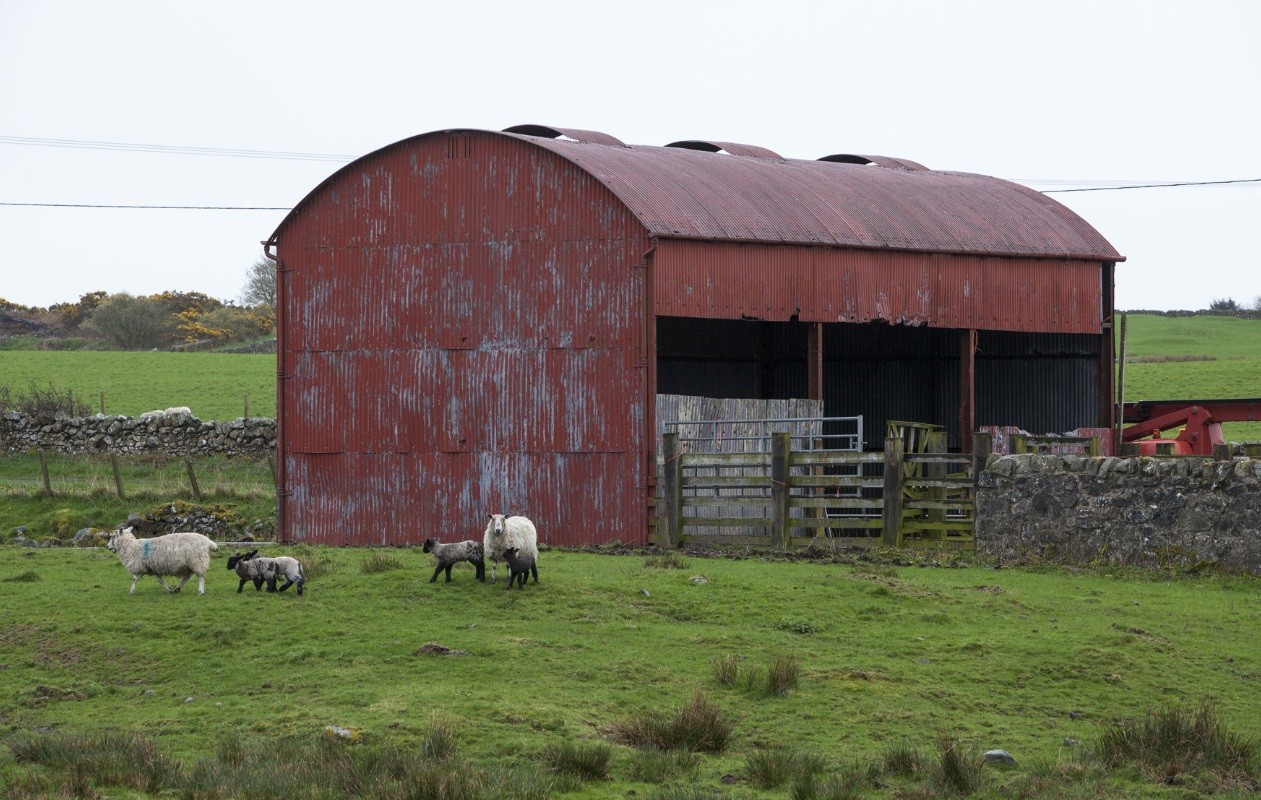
[
  {"x1": 107, "y1": 527, "x2": 219, "y2": 595},
  {"x1": 483, "y1": 513, "x2": 538, "y2": 585}
]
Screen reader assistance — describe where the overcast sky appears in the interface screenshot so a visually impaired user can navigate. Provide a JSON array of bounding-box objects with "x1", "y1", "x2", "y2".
[{"x1": 2, "y1": 0, "x2": 1258, "y2": 312}]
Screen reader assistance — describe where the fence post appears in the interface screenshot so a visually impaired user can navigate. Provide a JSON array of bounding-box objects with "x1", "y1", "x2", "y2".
[
  {"x1": 1212, "y1": 443, "x2": 1232, "y2": 461},
  {"x1": 244, "y1": 394, "x2": 250, "y2": 418},
  {"x1": 661, "y1": 433, "x2": 681, "y2": 550},
  {"x1": 99, "y1": 392, "x2": 105, "y2": 414},
  {"x1": 770, "y1": 431, "x2": 790, "y2": 550},
  {"x1": 881, "y1": 435, "x2": 904, "y2": 547},
  {"x1": 38, "y1": 450, "x2": 52, "y2": 496},
  {"x1": 268, "y1": 455, "x2": 278, "y2": 485},
  {"x1": 1011, "y1": 433, "x2": 1029, "y2": 454},
  {"x1": 184, "y1": 458, "x2": 203, "y2": 502},
  {"x1": 109, "y1": 453, "x2": 125, "y2": 500}
]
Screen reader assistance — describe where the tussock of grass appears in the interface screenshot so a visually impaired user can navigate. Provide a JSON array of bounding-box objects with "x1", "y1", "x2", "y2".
[
  {"x1": 1094, "y1": 702, "x2": 1258, "y2": 781},
  {"x1": 627, "y1": 748, "x2": 699, "y2": 783},
  {"x1": 932, "y1": 734, "x2": 984, "y2": 796},
  {"x1": 611, "y1": 689, "x2": 734, "y2": 753},
  {"x1": 746, "y1": 747, "x2": 826, "y2": 789},
  {"x1": 712, "y1": 654, "x2": 739, "y2": 687},
  {"x1": 767, "y1": 653, "x2": 800, "y2": 696},
  {"x1": 2, "y1": 569, "x2": 41, "y2": 582},
  {"x1": 644, "y1": 551, "x2": 691, "y2": 570},
  {"x1": 542, "y1": 740, "x2": 611, "y2": 781},
  {"x1": 359, "y1": 552, "x2": 404, "y2": 574},
  {"x1": 7, "y1": 729, "x2": 181, "y2": 795},
  {"x1": 880, "y1": 741, "x2": 925, "y2": 777}
]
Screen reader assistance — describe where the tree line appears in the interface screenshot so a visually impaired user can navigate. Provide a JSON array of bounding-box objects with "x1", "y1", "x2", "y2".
[{"x1": 0, "y1": 259, "x2": 276, "y2": 351}]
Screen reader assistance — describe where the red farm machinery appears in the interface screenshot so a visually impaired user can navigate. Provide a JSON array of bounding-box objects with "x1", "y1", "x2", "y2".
[{"x1": 1122, "y1": 399, "x2": 1261, "y2": 456}]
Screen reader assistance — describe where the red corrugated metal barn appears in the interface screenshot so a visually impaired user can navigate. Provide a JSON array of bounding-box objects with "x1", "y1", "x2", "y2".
[{"x1": 266, "y1": 125, "x2": 1123, "y2": 546}]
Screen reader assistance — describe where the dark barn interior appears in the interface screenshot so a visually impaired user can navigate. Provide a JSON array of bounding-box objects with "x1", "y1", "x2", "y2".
[{"x1": 656, "y1": 316, "x2": 1101, "y2": 450}]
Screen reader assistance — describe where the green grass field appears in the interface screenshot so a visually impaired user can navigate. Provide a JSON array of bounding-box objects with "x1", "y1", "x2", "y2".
[
  {"x1": 0, "y1": 350, "x2": 275, "y2": 420},
  {"x1": 1, "y1": 547, "x2": 1258, "y2": 798}
]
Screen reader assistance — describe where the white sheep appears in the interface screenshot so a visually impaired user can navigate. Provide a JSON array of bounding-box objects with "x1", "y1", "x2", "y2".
[
  {"x1": 107, "y1": 527, "x2": 219, "y2": 595},
  {"x1": 264, "y1": 556, "x2": 305, "y2": 595},
  {"x1": 483, "y1": 514, "x2": 538, "y2": 585},
  {"x1": 423, "y1": 538, "x2": 485, "y2": 582}
]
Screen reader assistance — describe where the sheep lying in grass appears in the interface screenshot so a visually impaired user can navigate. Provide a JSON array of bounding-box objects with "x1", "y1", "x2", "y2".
[
  {"x1": 502, "y1": 546, "x2": 537, "y2": 590},
  {"x1": 484, "y1": 514, "x2": 538, "y2": 584},
  {"x1": 226, "y1": 550, "x2": 305, "y2": 595},
  {"x1": 422, "y1": 538, "x2": 485, "y2": 583},
  {"x1": 107, "y1": 527, "x2": 218, "y2": 595}
]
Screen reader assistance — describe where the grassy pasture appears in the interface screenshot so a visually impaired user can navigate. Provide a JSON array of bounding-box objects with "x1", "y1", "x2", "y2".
[
  {"x1": 0, "y1": 350, "x2": 275, "y2": 421},
  {"x1": 1, "y1": 547, "x2": 1258, "y2": 797}
]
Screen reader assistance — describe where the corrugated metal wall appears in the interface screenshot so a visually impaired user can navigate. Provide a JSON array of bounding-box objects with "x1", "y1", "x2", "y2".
[
  {"x1": 276, "y1": 132, "x2": 652, "y2": 546},
  {"x1": 652, "y1": 240, "x2": 1104, "y2": 334}
]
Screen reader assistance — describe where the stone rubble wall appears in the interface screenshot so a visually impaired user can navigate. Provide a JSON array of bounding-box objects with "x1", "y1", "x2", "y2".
[
  {"x1": 1, "y1": 410, "x2": 275, "y2": 457},
  {"x1": 976, "y1": 453, "x2": 1261, "y2": 574}
]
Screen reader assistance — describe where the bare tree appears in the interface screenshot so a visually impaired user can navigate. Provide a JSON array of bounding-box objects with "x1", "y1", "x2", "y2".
[
  {"x1": 84, "y1": 293, "x2": 177, "y2": 350},
  {"x1": 240, "y1": 257, "x2": 276, "y2": 308},
  {"x1": 1253, "y1": 296, "x2": 1261, "y2": 312}
]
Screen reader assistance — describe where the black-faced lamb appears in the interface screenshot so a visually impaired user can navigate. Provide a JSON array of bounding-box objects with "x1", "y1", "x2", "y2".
[
  {"x1": 502, "y1": 546, "x2": 537, "y2": 590},
  {"x1": 422, "y1": 538, "x2": 485, "y2": 583},
  {"x1": 107, "y1": 527, "x2": 218, "y2": 595},
  {"x1": 227, "y1": 550, "x2": 305, "y2": 595},
  {"x1": 483, "y1": 513, "x2": 538, "y2": 584},
  {"x1": 227, "y1": 549, "x2": 272, "y2": 592}
]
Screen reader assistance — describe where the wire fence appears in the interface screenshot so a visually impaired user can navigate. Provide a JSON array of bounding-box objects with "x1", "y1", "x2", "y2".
[{"x1": 1, "y1": 451, "x2": 275, "y2": 500}]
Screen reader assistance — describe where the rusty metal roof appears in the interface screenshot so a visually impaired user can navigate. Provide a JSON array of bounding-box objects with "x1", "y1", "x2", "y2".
[{"x1": 273, "y1": 126, "x2": 1123, "y2": 263}]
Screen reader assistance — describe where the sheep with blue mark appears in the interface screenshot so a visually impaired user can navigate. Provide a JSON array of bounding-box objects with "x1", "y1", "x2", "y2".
[{"x1": 107, "y1": 526, "x2": 218, "y2": 595}]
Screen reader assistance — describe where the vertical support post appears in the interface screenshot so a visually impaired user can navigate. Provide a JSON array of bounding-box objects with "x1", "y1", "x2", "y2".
[
  {"x1": 1212, "y1": 443, "x2": 1232, "y2": 461},
  {"x1": 972, "y1": 433, "x2": 991, "y2": 502},
  {"x1": 771, "y1": 431, "x2": 790, "y2": 550},
  {"x1": 882, "y1": 435, "x2": 904, "y2": 548},
  {"x1": 807, "y1": 323, "x2": 824, "y2": 403},
  {"x1": 38, "y1": 450, "x2": 52, "y2": 496},
  {"x1": 959, "y1": 328, "x2": 977, "y2": 453},
  {"x1": 1011, "y1": 434, "x2": 1029, "y2": 455},
  {"x1": 268, "y1": 455, "x2": 278, "y2": 485},
  {"x1": 99, "y1": 392, "x2": 105, "y2": 414},
  {"x1": 1101, "y1": 263, "x2": 1117, "y2": 441},
  {"x1": 244, "y1": 394, "x2": 250, "y2": 418},
  {"x1": 661, "y1": 432, "x2": 681, "y2": 549},
  {"x1": 1115, "y1": 312, "x2": 1128, "y2": 457},
  {"x1": 184, "y1": 458, "x2": 203, "y2": 502},
  {"x1": 109, "y1": 453, "x2": 125, "y2": 500}
]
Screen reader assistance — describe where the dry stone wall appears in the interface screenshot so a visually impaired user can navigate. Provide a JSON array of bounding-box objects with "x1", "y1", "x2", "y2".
[
  {"x1": 976, "y1": 453, "x2": 1261, "y2": 574},
  {"x1": 1, "y1": 410, "x2": 275, "y2": 457}
]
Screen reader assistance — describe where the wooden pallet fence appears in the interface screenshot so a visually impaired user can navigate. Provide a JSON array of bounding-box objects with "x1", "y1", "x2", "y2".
[{"x1": 656, "y1": 431, "x2": 974, "y2": 549}]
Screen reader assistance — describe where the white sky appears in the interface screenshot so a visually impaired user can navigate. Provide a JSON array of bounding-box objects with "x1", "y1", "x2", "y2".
[{"x1": 2, "y1": 0, "x2": 1258, "y2": 311}]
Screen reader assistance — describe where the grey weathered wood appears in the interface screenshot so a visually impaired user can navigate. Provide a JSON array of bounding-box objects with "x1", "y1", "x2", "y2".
[
  {"x1": 109, "y1": 453, "x2": 125, "y2": 500},
  {"x1": 38, "y1": 450, "x2": 52, "y2": 496},
  {"x1": 184, "y1": 458, "x2": 203, "y2": 502},
  {"x1": 882, "y1": 435, "x2": 904, "y2": 547},
  {"x1": 771, "y1": 431, "x2": 790, "y2": 549},
  {"x1": 661, "y1": 432, "x2": 681, "y2": 549}
]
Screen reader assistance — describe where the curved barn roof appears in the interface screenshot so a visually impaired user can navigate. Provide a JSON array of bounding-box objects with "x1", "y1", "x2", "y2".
[{"x1": 273, "y1": 126, "x2": 1122, "y2": 262}]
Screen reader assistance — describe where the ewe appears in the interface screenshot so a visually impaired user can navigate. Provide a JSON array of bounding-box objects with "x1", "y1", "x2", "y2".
[
  {"x1": 107, "y1": 527, "x2": 218, "y2": 595},
  {"x1": 483, "y1": 514, "x2": 538, "y2": 585}
]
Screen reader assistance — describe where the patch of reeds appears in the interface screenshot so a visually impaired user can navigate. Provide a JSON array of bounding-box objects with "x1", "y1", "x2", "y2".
[
  {"x1": 359, "y1": 551, "x2": 404, "y2": 574},
  {"x1": 6, "y1": 729, "x2": 182, "y2": 795},
  {"x1": 644, "y1": 551, "x2": 691, "y2": 570},
  {"x1": 746, "y1": 747, "x2": 826, "y2": 789},
  {"x1": 879, "y1": 741, "x2": 925, "y2": 778},
  {"x1": 627, "y1": 748, "x2": 700, "y2": 783},
  {"x1": 712, "y1": 654, "x2": 739, "y2": 687},
  {"x1": 931, "y1": 734, "x2": 984, "y2": 796},
  {"x1": 611, "y1": 688, "x2": 734, "y2": 753},
  {"x1": 766, "y1": 654, "x2": 800, "y2": 696},
  {"x1": 542, "y1": 740, "x2": 611, "y2": 781},
  {"x1": 1093, "y1": 702, "x2": 1257, "y2": 782}
]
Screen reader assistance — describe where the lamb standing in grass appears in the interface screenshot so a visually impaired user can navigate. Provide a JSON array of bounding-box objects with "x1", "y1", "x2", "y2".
[
  {"x1": 107, "y1": 527, "x2": 218, "y2": 595},
  {"x1": 227, "y1": 549, "x2": 273, "y2": 592},
  {"x1": 264, "y1": 555, "x2": 305, "y2": 595},
  {"x1": 422, "y1": 538, "x2": 485, "y2": 583},
  {"x1": 501, "y1": 546, "x2": 537, "y2": 590},
  {"x1": 483, "y1": 514, "x2": 538, "y2": 585}
]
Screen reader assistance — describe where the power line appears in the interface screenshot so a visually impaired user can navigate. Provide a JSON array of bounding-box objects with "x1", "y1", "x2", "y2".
[
  {"x1": 1034, "y1": 175, "x2": 1261, "y2": 190},
  {"x1": 0, "y1": 201, "x2": 290, "y2": 210},
  {"x1": 0, "y1": 135, "x2": 353, "y2": 162}
]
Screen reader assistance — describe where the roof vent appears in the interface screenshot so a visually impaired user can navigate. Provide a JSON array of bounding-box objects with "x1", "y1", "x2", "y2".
[
  {"x1": 665, "y1": 140, "x2": 782, "y2": 159},
  {"x1": 503, "y1": 125, "x2": 627, "y2": 147},
  {"x1": 818, "y1": 154, "x2": 928, "y2": 171}
]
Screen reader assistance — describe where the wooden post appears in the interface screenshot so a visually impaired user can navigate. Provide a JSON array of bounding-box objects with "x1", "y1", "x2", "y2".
[
  {"x1": 959, "y1": 328, "x2": 977, "y2": 453},
  {"x1": 807, "y1": 323, "x2": 823, "y2": 403},
  {"x1": 881, "y1": 435, "x2": 904, "y2": 548},
  {"x1": 661, "y1": 433, "x2": 681, "y2": 549},
  {"x1": 770, "y1": 431, "x2": 790, "y2": 550},
  {"x1": 1115, "y1": 313, "x2": 1127, "y2": 456},
  {"x1": 109, "y1": 453, "x2": 125, "y2": 500},
  {"x1": 1011, "y1": 434, "x2": 1029, "y2": 455},
  {"x1": 972, "y1": 432, "x2": 992, "y2": 482},
  {"x1": 99, "y1": 391, "x2": 105, "y2": 414},
  {"x1": 38, "y1": 450, "x2": 52, "y2": 496},
  {"x1": 244, "y1": 394, "x2": 250, "y2": 418},
  {"x1": 1086, "y1": 436, "x2": 1101, "y2": 458},
  {"x1": 184, "y1": 458, "x2": 203, "y2": 502},
  {"x1": 1212, "y1": 443, "x2": 1232, "y2": 461},
  {"x1": 1243, "y1": 443, "x2": 1261, "y2": 459},
  {"x1": 268, "y1": 455, "x2": 278, "y2": 485}
]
